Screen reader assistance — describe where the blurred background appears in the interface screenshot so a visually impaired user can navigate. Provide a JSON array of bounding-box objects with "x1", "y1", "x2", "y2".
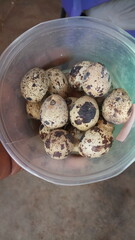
[{"x1": 0, "y1": 0, "x2": 135, "y2": 239}]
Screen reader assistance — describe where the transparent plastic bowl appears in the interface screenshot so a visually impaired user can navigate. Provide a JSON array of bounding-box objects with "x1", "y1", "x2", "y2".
[{"x1": 0, "y1": 17, "x2": 135, "y2": 185}]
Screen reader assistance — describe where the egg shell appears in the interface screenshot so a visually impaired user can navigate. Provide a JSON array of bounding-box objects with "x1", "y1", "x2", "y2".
[
  {"x1": 46, "y1": 68, "x2": 68, "y2": 98},
  {"x1": 68, "y1": 126, "x2": 84, "y2": 154},
  {"x1": 102, "y1": 88, "x2": 132, "y2": 124},
  {"x1": 69, "y1": 61, "x2": 92, "y2": 90},
  {"x1": 66, "y1": 97, "x2": 78, "y2": 111},
  {"x1": 40, "y1": 94, "x2": 68, "y2": 129},
  {"x1": 39, "y1": 124, "x2": 50, "y2": 141},
  {"x1": 82, "y1": 62, "x2": 111, "y2": 97},
  {"x1": 26, "y1": 101, "x2": 42, "y2": 120},
  {"x1": 44, "y1": 129, "x2": 74, "y2": 160},
  {"x1": 21, "y1": 67, "x2": 49, "y2": 102},
  {"x1": 70, "y1": 96, "x2": 99, "y2": 131},
  {"x1": 96, "y1": 118, "x2": 114, "y2": 133},
  {"x1": 79, "y1": 123, "x2": 113, "y2": 158}
]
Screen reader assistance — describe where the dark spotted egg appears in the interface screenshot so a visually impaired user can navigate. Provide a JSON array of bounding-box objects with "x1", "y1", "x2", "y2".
[
  {"x1": 70, "y1": 96, "x2": 99, "y2": 131},
  {"x1": 82, "y1": 62, "x2": 111, "y2": 97},
  {"x1": 40, "y1": 94, "x2": 68, "y2": 129},
  {"x1": 44, "y1": 129, "x2": 74, "y2": 160}
]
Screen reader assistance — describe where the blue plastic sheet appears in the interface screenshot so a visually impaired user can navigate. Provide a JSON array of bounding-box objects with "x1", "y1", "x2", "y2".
[
  {"x1": 61, "y1": 0, "x2": 135, "y2": 38},
  {"x1": 62, "y1": 0, "x2": 110, "y2": 16}
]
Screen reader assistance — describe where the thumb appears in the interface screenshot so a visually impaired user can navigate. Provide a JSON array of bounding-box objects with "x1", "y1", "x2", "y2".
[
  {"x1": 0, "y1": 143, "x2": 12, "y2": 179},
  {"x1": 11, "y1": 160, "x2": 22, "y2": 175}
]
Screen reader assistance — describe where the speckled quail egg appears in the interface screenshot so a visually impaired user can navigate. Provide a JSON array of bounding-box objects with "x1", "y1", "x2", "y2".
[
  {"x1": 44, "y1": 129, "x2": 74, "y2": 159},
  {"x1": 82, "y1": 62, "x2": 111, "y2": 97},
  {"x1": 40, "y1": 94, "x2": 68, "y2": 129},
  {"x1": 39, "y1": 124, "x2": 50, "y2": 141},
  {"x1": 26, "y1": 101, "x2": 42, "y2": 120},
  {"x1": 102, "y1": 88, "x2": 132, "y2": 124},
  {"x1": 46, "y1": 68, "x2": 68, "y2": 98},
  {"x1": 66, "y1": 97, "x2": 78, "y2": 111},
  {"x1": 68, "y1": 126, "x2": 84, "y2": 154},
  {"x1": 97, "y1": 118, "x2": 114, "y2": 133},
  {"x1": 70, "y1": 96, "x2": 99, "y2": 131},
  {"x1": 69, "y1": 61, "x2": 92, "y2": 90},
  {"x1": 79, "y1": 120, "x2": 113, "y2": 158},
  {"x1": 21, "y1": 67, "x2": 49, "y2": 102}
]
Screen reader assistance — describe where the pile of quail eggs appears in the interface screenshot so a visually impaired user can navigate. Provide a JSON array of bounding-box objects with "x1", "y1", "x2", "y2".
[{"x1": 20, "y1": 61, "x2": 132, "y2": 160}]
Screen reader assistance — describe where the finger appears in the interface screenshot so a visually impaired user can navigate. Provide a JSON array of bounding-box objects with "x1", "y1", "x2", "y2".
[
  {"x1": 11, "y1": 160, "x2": 22, "y2": 175},
  {"x1": 0, "y1": 143, "x2": 12, "y2": 179},
  {"x1": 116, "y1": 104, "x2": 135, "y2": 142}
]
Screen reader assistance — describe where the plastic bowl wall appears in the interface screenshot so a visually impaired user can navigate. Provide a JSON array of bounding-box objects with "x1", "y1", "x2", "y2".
[{"x1": 0, "y1": 17, "x2": 135, "y2": 185}]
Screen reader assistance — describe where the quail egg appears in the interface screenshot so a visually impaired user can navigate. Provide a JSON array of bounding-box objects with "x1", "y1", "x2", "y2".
[
  {"x1": 21, "y1": 67, "x2": 49, "y2": 102},
  {"x1": 102, "y1": 88, "x2": 132, "y2": 124},
  {"x1": 69, "y1": 61, "x2": 92, "y2": 90},
  {"x1": 70, "y1": 96, "x2": 99, "y2": 131},
  {"x1": 44, "y1": 129, "x2": 74, "y2": 159},
  {"x1": 82, "y1": 62, "x2": 111, "y2": 97},
  {"x1": 79, "y1": 119, "x2": 113, "y2": 158},
  {"x1": 26, "y1": 101, "x2": 41, "y2": 120},
  {"x1": 46, "y1": 68, "x2": 68, "y2": 98},
  {"x1": 66, "y1": 97, "x2": 78, "y2": 111},
  {"x1": 39, "y1": 124, "x2": 50, "y2": 141},
  {"x1": 40, "y1": 94, "x2": 68, "y2": 129}
]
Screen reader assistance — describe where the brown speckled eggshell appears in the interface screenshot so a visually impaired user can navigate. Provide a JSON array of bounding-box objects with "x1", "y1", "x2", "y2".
[
  {"x1": 69, "y1": 61, "x2": 92, "y2": 91},
  {"x1": 21, "y1": 67, "x2": 49, "y2": 102},
  {"x1": 40, "y1": 94, "x2": 68, "y2": 129},
  {"x1": 26, "y1": 101, "x2": 42, "y2": 120},
  {"x1": 97, "y1": 118, "x2": 114, "y2": 133},
  {"x1": 39, "y1": 124, "x2": 50, "y2": 141},
  {"x1": 102, "y1": 88, "x2": 132, "y2": 124},
  {"x1": 46, "y1": 68, "x2": 68, "y2": 98},
  {"x1": 44, "y1": 129, "x2": 74, "y2": 160},
  {"x1": 79, "y1": 121, "x2": 113, "y2": 158},
  {"x1": 82, "y1": 62, "x2": 111, "y2": 97},
  {"x1": 66, "y1": 97, "x2": 78, "y2": 111},
  {"x1": 68, "y1": 126, "x2": 84, "y2": 154},
  {"x1": 70, "y1": 96, "x2": 99, "y2": 131}
]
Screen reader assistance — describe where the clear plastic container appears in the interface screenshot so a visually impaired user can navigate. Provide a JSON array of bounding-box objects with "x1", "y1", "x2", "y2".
[{"x1": 0, "y1": 17, "x2": 135, "y2": 185}]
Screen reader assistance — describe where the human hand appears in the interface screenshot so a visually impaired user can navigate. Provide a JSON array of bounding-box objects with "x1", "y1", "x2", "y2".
[{"x1": 0, "y1": 142, "x2": 21, "y2": 179}]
